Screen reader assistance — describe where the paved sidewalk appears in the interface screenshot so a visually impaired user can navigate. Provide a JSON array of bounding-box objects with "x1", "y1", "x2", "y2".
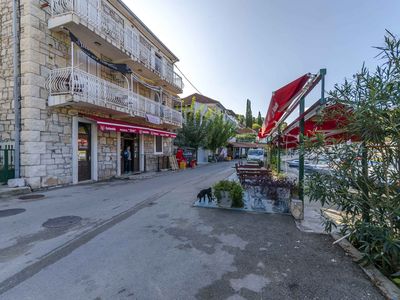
[{"x1": 0, "y1": 185, "x2": 31, "y2": 198}]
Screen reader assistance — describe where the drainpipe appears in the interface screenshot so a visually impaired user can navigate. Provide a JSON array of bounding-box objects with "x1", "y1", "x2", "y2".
[
  {"x1": 298, "y1": 97, "x2": 305, "y2": 203},
  {"x1": 12, "y1": 0, "x2": 21, "y2": 178}
]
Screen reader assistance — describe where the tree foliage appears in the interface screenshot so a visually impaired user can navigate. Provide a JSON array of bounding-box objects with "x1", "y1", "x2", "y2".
[
  {"x1": 257, "y1": 111, "x2": 263, "y2": 126},
  {"x1": 177, "y1": 102, "x2": 236, "y2": 160},
  {"x1": 252, "y1": 123, "x2": 261, "y2": 131},
  {"x1": 236, "y1": 114, "x2": 245, "y2": 126},
  {"x1": 306, "y1": 31, "x2": 400, "y2": 279},
  {"x1": 175, "y1": 102, "x2": 209, "y2": 150},
  {"x1": 236, "y1": 133, "x2": 257, "y2": 142},
  {"x1": 245, "y1": 99, "x2": 253, "y2": 128},
  {"x1": 205, "y1": 114, "x2": 236, "y2": 155}
]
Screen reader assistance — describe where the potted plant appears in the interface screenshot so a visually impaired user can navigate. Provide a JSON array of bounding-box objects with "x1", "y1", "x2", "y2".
[{"x1": 213, "y1": 180, "x2": 244, "y2": 208}]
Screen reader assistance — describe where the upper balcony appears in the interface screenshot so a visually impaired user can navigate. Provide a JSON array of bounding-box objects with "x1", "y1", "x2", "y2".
[
  {"x1": 48, "y1": 0, "x2": 184, "y2": 93},
  {"x1": 46, "y1": 67, "x2": 182, "y2": 128}
]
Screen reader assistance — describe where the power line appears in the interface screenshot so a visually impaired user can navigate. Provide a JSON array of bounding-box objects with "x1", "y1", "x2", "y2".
[{"x1": 174, "y1": 64, "x2": 203, "y2": 95}]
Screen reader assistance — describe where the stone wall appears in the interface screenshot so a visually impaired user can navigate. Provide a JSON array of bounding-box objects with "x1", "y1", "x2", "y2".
[
  {"x1": 98, "y1": 130, "x2": 118, "y2": 180},
  {"x1": 39, "y1": 108, "x2": 73, "y2": 187},
  {"x1": 143, "y1": 135, "x2": 173, "y2": 171},
  {"x1": 18, "y1": 0, "x2": 73, "y2": 188},
  {"x1": 0, "y1": 0, "x2": 15, "y2": 144}
]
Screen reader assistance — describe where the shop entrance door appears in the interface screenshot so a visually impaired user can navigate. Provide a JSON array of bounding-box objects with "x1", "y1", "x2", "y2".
[
  {"x1": 121, "y1": 133, "x2": 140, "y2": 174},
  {"x1": 78, "y1": 122, "x2": 91, "y2": 181}
]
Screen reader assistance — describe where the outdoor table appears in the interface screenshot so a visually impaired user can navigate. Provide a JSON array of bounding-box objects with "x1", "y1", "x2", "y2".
[
  {"x1": 237, "y1": 167, "x2": 267, "y2": 171},
  {"x1": 236, "y1": 167, "x2": 271, "y2": 187}
]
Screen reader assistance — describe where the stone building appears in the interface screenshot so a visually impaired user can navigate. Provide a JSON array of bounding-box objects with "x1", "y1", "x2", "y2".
[
  {"x1": 180, "y1": 93, "x2": 240, "y2": 163},
  {"x1": 0, "y1": 0, "x2": 183, "y2": 188},
  {"x1": 181, "y1": 93, "x2": 239, "y2": 127}
]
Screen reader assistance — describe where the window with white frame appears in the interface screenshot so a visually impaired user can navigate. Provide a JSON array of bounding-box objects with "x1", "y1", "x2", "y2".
[{"x1": 154, "y1": 136, "x2": 163, "y2": 154}]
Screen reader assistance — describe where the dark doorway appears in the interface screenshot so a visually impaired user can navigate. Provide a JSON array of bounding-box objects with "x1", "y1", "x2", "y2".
[
  {"x1": 121, "y1": 133, "x2": 140, "y2": 174},
  {"x1": 78, "y1": 122, "x2": 92, "y2": 181}
]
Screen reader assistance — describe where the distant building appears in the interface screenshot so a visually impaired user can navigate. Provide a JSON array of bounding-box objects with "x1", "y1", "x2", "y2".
[
  {"x1": 181, "y1": 93, "x2": 239, "y2": 127},
  {"x1": 227, "y1": 142, "x2": 262, "y2": 159},
  {"x1": 180, "y1": 93, "x2": 239, "y2": 163},
  {"x1": 236, "y1": 128, "x2": 257, "y2": 135}
]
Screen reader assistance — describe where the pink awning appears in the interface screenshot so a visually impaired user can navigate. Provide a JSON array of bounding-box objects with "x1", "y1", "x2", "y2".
[
  {"x1": 88, "y1": 116, "x2": 177, "y2": 138},
  {"x1": 259, "y1": 74, "x2": 311, "y2": 138}
]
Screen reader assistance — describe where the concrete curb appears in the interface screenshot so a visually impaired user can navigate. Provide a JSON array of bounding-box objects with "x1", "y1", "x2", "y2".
[
  {"x1": 0, "y1": 186, "x2": 31, "y2": 199},
  {"x1": 331, "y1": 232, "x2": 400, "y2": 300}
]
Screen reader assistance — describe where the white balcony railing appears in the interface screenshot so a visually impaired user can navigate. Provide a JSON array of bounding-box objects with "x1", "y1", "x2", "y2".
[
  {"x1": 47, "y1": 67, "x2": 182, "y2": 126},
  {"x1": 50, "y1": 0, "x2": 184, "y2": 90}
]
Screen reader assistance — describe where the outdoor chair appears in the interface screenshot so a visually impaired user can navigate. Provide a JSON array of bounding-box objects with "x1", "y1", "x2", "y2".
[{"x1": 237, "y1": 169, "x2": 271, "y2": 188}]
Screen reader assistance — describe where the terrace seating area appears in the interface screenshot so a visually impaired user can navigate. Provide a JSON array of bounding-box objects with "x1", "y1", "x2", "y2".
[
  {"x1": 235, "y1": 162, "x2": 272, "y2": 188},
  {"x1": 233, "y1": 161, "x2": 297, "y2": 214}
]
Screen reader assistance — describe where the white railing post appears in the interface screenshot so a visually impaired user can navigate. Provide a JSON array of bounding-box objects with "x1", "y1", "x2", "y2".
[
  {"x1": 97, "y1": 0, "x2": 100, "y2": 27},
  {"x1": 150, "y1": 48, "x2": 155, "y2": 70},
  {"x1": 70, "y1": 42, "x2": 74, "y2": 95},
  {"x1": 160, "y1": 58, "x2": 164, "y2": 78}
]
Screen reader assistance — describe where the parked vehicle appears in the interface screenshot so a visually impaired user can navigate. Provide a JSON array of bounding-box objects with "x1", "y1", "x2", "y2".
[
  {"x1": 287, "y1": 159, "x2": 312, "y2": 169},
  {"x1": 287, "y1": 159, "x2": 300, "y2": 168},
  {"x1": 286, "y1": 158, "x2": 331, "y2": 174},
  {"x1": 307, "y1": 159, "x2": 331, "y2": 174},
  {"x1": 247, "y1": 148, "x2": 265, "y2": 163}
]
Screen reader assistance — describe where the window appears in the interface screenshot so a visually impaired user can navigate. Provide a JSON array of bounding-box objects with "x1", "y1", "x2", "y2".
[
  {"x1": 154, "y1": 136, "x2": 163, "y2": 154},
  {"x1": 101, "y1": 3, "x2": 124, "y2": 45},
  {"x1": 138, "y1": 84, "x2": 151, "y2": 98},
  {"x1": 155, "y1": 53, "x2": 162, "y2": 73},
  {"x1": 248, "y1": 149, "x2": 264, "y2": 156}
]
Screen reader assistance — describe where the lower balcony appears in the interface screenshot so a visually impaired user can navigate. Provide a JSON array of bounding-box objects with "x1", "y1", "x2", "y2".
[{"x1": 46, "y1": 67, "x2": 182, "y2": 127}]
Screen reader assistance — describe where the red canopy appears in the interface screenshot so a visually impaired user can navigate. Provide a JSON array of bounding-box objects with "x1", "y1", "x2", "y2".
[
  {"x1": 87, "y1": 116, "x2": 177, "y2": 138},
  {"x1": 259, "y1": 74, "x2": 310, "y2": 138},
  {"x1": 280, "y1": 103, "x2": 356, "y2": 149}
]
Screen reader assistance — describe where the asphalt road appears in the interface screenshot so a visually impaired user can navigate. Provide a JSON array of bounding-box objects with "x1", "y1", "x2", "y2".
[{"x1": 0, "y1": 162, "x2": 383, "y2": 299}]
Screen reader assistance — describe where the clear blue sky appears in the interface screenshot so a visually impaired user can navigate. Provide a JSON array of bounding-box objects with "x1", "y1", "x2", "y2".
[{"x1": 127, "y1": 0, "x2": 400, "y2": 117}]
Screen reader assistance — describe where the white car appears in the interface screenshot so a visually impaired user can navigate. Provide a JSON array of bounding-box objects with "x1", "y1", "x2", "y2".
[
  {"x1": 308, "y1": 159, "x2": 332, "y2": 174},
  {"x1": 247, "y1": 148, "x2": 265, "y2": 163}
]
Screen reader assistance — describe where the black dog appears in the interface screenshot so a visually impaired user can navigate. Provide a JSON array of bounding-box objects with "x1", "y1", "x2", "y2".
[{"x1": 197, "y1": 187, "x2": 213, "y2": 203}]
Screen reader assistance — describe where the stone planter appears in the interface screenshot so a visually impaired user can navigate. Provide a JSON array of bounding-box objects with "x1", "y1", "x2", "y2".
[
  {"x1": 276, "y1": 187, "x2": 290, "y2": 201},
  {"x1": 290, "y1": 199, "x2": 304, "y2": 220},
  {"x1": 260, "y1": 185, "x2": 270, "y2": 198},
  {"x1": 218, "y1": 191, "x2": 232, "y2": 208},
  {"x1": 276, "y1": 187, "x2": 290, "y2": 213}
]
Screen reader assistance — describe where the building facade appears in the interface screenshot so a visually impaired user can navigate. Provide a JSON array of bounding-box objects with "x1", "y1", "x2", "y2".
[
  {"x1": 0, "y1": 0, "x2": 183, "y2": 188},
  {"x1": 180, "y1": 93, "x2": 240, "y2": 163},
  {"x1": 181, "y1": 93, "x2": 239, "y2": 127}
]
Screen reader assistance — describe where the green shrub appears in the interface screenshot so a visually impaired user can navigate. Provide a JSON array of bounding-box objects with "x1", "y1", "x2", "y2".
[
  {"x1": 213, "y1": 180, "x2": 244, "y2": 208},
  {"x1": 230, "y1": 184, "x2": 244, "y2": 208}
]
